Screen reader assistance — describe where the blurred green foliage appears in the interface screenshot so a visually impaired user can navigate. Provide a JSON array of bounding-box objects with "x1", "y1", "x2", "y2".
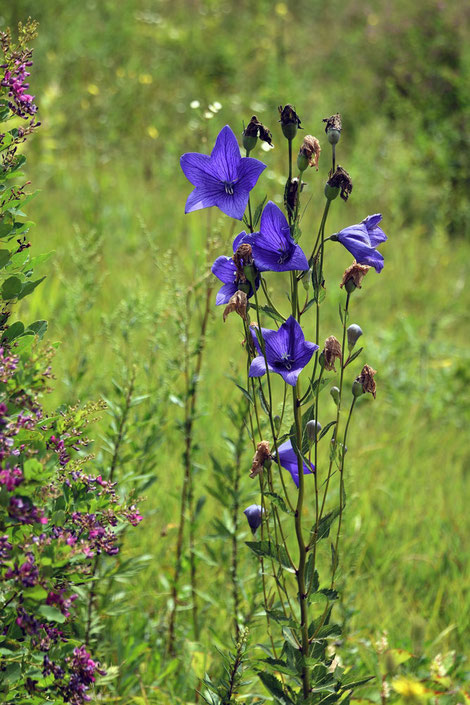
[{"x1": 1, "y1": 0, "x2": 469, "y2": 700}]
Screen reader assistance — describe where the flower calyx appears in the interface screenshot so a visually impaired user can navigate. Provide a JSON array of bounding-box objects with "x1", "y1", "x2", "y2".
[{"x1": 327, "y1": 165, "x2": 353, "y2": 201}]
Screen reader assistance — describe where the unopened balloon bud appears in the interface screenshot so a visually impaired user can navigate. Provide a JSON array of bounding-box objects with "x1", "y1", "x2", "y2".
[
  {"x1": 274, "y1": 415, "x2": 282, "y2": 434},
  {"x1": 330, "y1": 386, "x2": 340, "y2": 405},
  {"x1": 306, "y1": 419, "x2": 322, "y2": 445},
  {"x1": 347, "y1": 324, "x2": 363, "y2": 350},
  {"x1": 324, "y1": 183, "x2": 340, "y2": 201},
  {"x1": 352, "y1": 379, "x2": 365, "y2": 397}
]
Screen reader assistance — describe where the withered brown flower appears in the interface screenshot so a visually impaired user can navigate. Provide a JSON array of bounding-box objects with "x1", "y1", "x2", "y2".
[
  {"x1": 299, "y1": 135, "x2": 321, "y2": 171},
  {"x1": 249, "y1": 440, "x2": 271, "y2": 479},
  {"x1": 243, "y1": 115, "x2": 273, "y2": 146},
  {"x1": 232, "y1": 243, "x2": 253, "y2": 282},
  {"x1": 327, "y1": 165, "x2": 353, "y2": 201},
  {"x1": 322, "y1": 113, "x2": 342, "y2": 134},
  {"x1": 223, "y1": 290, "x2": 248, "y2": 322},
  {"x1": 356, "y1": 364, "x2": 377, "y2": 398},
  {"x1": 340, "y1": 262, "x2": 370, "y2": 290},
  {"x1": 322, "y1": 336, "x2": 342, "y2": 371}
]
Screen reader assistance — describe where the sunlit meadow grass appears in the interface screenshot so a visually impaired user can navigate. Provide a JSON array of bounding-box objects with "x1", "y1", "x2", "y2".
[{"x1": 2, "y1": 0, "x2": 469, "y2": 699}]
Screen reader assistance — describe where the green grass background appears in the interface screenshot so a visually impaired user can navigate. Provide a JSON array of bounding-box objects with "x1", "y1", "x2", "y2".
[{"x1": 2, "y1": 0, "x2": 470, "y2": 698}]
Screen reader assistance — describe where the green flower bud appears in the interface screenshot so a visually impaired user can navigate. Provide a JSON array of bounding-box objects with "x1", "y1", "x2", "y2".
[
  {"x1": 345, "y1": 278, "x2": 357, "y2": 294},
  {"x1": 300, "y1": 267, "x2": 311, "y2": 291},
  {"x1": 324, "y1": 183, "x2": 340, "y2": 201},
  {"x1": 297, "y1": 152, "x2": 309, "y2": 172},
  {"x1": 242, "y1": 133, "x2": 257, "y2": 152},
  {"x1": 274, "y1": 415, "x2": 281, "y2": 434},
  {"x1": 306, "y1": 419, "x2": 322, "y2": 444},
  {"x1": 352, "y1": 379, "x2": 365, "y2": 397},
  {"x1": 327, "y1": 128, "x2": 341, "y2": 145},
  {"x1": 347, "y1": 324, "x2": 363, "y2": 350},
  {"x1": 243, "y1": 264, "x2": 257, "y2": 288},
  {"x1": 330, "y1": 386, "x2": 340, "y2": 405}
]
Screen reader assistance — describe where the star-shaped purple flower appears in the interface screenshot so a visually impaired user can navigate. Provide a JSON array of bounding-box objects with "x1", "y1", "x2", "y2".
[
  {"x1": 211, "y1": 233, "x2": 259, "y2": 305},
  {"x1": 334, "y1": 214, "x2": 387, "y2": 272},
  {"x1": 277, "y1": 440, "x2": 314, "y2": 488},
  {"x1": 249, "y1": 316, "x2": 318, "y2": 387},
  {"x1": 180, "y1": 125, "x2": 266, "y2": 220},
  {"x1": 243, "y1": 201, "x2": 309, "y2": 272}
]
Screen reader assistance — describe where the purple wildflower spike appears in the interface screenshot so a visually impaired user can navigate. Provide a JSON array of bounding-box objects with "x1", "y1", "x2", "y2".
[
  {"x1": 243, "y1": 201, "x2": 309, "y2": 272},
  {"x1": 181, "y1": 125, "x2": 266, "y2": 220},
  {"x1": 249, "y1": 316, "x2": 318, "y2": 387},
  {"x1": 333, "y1": 214, "x2": 387, "y2": 272},
  {"x1": 277, "y1": 440, "x2": 314, "y2": 488}
]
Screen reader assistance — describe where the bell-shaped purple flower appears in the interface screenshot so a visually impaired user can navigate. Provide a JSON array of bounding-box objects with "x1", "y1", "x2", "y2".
[
  {"x1": 334, "y1": 214, "x2": 387, "y2": 272},
  {"x1": 181, "y1": 125, "x2": 266, "y2": 220},
  {"x1": 249, "y1": 316, "x2": 318, "y2": 387},
  {"x1": 243, "y1": 201, "x2": 309, "y2": 272},
  {"x1": 277, "y1": 440, "x2": 314, "y2": 488},
  {"x1": 243, "y1": 504, "x2": 263, "y2": 533},
  {"x1": 211, "y1": 233, "x2": 259, "y2": 305}
]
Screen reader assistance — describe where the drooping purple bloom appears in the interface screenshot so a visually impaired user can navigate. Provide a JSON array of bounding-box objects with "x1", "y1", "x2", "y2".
[
  {"x1": 181, "y1": 125, "x2": 266, "y2": 220},
  {"x1": 243, "y1": 504, "x2": 263, "y2": 533},
  {"x1": 243, "y1": 201, "x2": 309, "y2": 272},
  {"x1": 211, "y1": 232, "x2": 259, "y2": 305},
  {"x1": 249, "y1": 316, "x2": 318, "y2": 387},
  {"x1": 277, "y1": 440, "x2": 314, "y2": 488},
  {"x1": 334, "y1": 214, "x2": 387, "y2": 272}
]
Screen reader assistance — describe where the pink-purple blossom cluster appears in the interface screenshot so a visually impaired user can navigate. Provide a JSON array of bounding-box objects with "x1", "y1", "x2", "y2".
[{"x1": 1, "y1": 58, "x2": 37, "y2": 118}]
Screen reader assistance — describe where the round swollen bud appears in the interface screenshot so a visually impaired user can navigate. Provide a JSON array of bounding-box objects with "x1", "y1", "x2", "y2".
[
  {"x1": 347, "y1": 324, "x2": 363, "y2": 350},
  {"x1": 242, "y1": 133, "x2": 257, "y2": 152},
  {"x1": 344, "y1": 277, "x2": 357, "y2": 294},
  {"x1": 330, "y1": 386, "x2": 340, "y2": 405},
  {"x1": 327, "y1": 128, "x2": 341, "y2": 145},
  {"x1": 297, "y1": 152, "x2": 309, "y2": 172},
  {"x1": 352, "y1": 379, "x2": 365, "y2": 397},
  {"x1": 306, "y1": 419, "x2": 322, "y2": 445},
  {"x1": 324, "y1": 183, "x2": 340, "y2": 201}
]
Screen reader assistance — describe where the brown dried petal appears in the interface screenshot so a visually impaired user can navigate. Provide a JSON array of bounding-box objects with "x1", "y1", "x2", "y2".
[
  {"x1": 233, "y1": 243, "x2": 253, "y2": 281},
  {"x1": 243, "y1": 115, "x2": 273, "y2": 145},
  {"x1": 340, "y1": 262, "x2": 370, "y2": 290},
  {"x1": 249, "y1": 440, "x2": 271, "y2": 479},
  {"x1": 278, "y1": 104, "x2": 302, "y2": 128},
  {"x1": 327, "y1": 165, "x2": 352, "y2": 201},
  {"x1": 223, "y1": 290, "x2": 248, "y2": 322},
  {"x1": 323, "y1": 335, "x2": 342, "y2": 371},
  {"x1": 357, "y1": 364, "x2": 377, "y2": 398},
  {"x1": 322, "y1": 113, "x2": 342, "y2": 133},
  {"x1": 300, "y1": 135, "x2": 321, "y2": 170}
]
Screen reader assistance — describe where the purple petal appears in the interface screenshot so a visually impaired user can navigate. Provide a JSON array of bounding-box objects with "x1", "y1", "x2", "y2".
[
  {"x1": 185, "y1": 181, "x2": 224, "y2": 214},
  {"x1": 339, "y1": 239, "x2": 384, "y2": 272},
  {"x1": 277, "y1": 367, "x2": 303, "y2": 387},
  {"x1": 210, "y1": 125, "x2": 242, "y2": 182},
  {"x1": 286, "y1": 244, "x2": 309, "y2": 271},
  {"x1": 259, "y1": 201, "x2": 290, "y2": 245},
  {"x1": 337, "y1": 223, "x2": 371, "y2": 247},
  {"x1": 250, "y1": 242, "x2": 293, "y2": 272},
  {"x1": 215, "y1": 189, "x2": 250, "y2": 220},
  {"x1": 363, "y1": 214, "x2": 387, "y2": 247},
  {"x1": 233, "y1": 231, "x2": 252, "y2": 252},
  {"x1": 180, "y1": 152, "x2": 218, "y2": 185},
  {"x1": 215, "y1": 282, "x2": 238, "y2": 305},
  {"x1": 212, "y1": 256, "x2": 237, "y2": 284},
  {"x1": 277, "y1": 440, "x2": 314, "y2": 488},
  {"x1": 249, "y1": 356, "x2": 269, "y2": 378},
  {"x1": 292, "y1": 340, "x2": 318, "y2": 370},
  {"x1": 237, "y1": 156, "x2": 267, "y2": 195},
  {"x1": 264, "y1": 325, "x2": 290, "y2": 363}
]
